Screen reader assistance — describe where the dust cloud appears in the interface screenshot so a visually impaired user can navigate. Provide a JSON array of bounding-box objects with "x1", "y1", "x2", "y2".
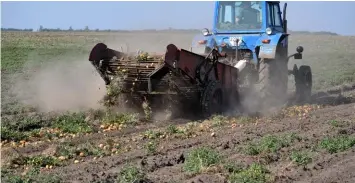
[
  {"x1": 10, "y1": 55, "x2": 107, "y2": 113},
  {"x1": 8, "y1": 35, "x2": 176, "y2": 114}
]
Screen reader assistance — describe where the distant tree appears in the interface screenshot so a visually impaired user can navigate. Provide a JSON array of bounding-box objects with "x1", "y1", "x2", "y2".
[
  {"x1": 84, "y1": 26, "x2": 89, "y2": 31},
  {"x1": 69, "y1": 26, "x2": 73, "y2": 31},
  {"x1": 39, "y1": 25, "x2": 43, "y2": 32}
]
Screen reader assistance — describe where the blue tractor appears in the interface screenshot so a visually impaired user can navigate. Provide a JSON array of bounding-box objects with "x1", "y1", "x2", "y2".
[{"x1": 191, "y1": 1, "x2": 312, "y2": 110}]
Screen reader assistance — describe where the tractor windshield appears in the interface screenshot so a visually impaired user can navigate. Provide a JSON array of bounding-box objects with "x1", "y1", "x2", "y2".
[{"x1": 216, "y1": 1, "x2": 263, "y2": 32}]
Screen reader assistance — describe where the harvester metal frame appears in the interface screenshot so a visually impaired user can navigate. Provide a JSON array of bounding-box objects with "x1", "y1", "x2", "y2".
[{"x1": 89, "y1": 43, "x2": 240, "y2": 118}]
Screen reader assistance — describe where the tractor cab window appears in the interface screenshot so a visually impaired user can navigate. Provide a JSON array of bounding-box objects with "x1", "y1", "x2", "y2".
[
  {"x1": 217, "y1": 1, "x2": 262, "y2": 31},
  {"x1": 267, "y1": 3, "x2": 282, "y2": 27}
]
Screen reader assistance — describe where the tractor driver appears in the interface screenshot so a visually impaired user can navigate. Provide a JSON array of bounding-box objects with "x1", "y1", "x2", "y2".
[{"x1": 235, "y1": 1, "x2": 259, "y2": 26}]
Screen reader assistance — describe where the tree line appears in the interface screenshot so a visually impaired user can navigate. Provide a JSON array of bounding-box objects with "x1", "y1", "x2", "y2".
[
  {"x1": 1, "y1": 26, "x2": 338, "y2": 36},
  {"x1": 1, "y1": 26, "x2": 201, "y2": 33}
]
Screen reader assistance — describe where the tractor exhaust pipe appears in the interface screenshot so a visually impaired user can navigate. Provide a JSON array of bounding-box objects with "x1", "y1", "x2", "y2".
[
  {"x1": 283, "y1": 3, "x2": 288, "y2": 33},
  {"x1": 235, "y1": 39, "x2": 239, "y2": 61}
]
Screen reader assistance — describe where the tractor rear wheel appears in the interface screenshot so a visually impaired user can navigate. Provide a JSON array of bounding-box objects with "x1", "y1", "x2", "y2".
[
  {"x1": 200, "y1": 80, "x2": 223, "y2": 118},
  {"x1": 295, "y1": 65, "x2": 312, "y2": 103},
  {"x1": 258, "y1": 58, "x2": 288, "y2": 110}
]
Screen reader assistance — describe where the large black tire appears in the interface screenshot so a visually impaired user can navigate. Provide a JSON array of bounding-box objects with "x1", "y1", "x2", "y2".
[
  {"x1": 295, "y1": 65, "x2": 312, "y2": 103},
  {"x1": 258, "y1": 57, "x2": 289, "y2": 109},
  {"x1": 200, "y1": 80, "x2": 224, "y2": 118}
]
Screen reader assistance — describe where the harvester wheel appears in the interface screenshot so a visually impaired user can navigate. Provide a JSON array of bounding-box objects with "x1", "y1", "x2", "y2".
[
  {"x1": 295, "y1": 65, "x2": 312, "y2": 103},
  {"x1": 258, "y1": 57, "x2": 288, "y2": 109},
  {"x1": 200, "y1": 80, "x2": 223, "y2": 118}
]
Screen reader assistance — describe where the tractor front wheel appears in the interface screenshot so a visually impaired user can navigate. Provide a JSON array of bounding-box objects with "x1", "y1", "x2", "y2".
[{"x1": 200, "y1": 80, "x2": 224, "y2": 118}]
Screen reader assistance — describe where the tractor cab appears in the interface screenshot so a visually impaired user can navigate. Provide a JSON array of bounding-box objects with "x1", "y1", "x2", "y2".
[
  {"x1": 214, "y1": 1, "x2": 265, "y2": 34},
  {"x1": 212, "y1": 1, "x2": 286, "y2": 35}
]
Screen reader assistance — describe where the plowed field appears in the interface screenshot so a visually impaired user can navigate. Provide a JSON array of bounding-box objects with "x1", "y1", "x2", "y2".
[{"x1": 1, "y1": 31, "x2": 355, "y2": 183}]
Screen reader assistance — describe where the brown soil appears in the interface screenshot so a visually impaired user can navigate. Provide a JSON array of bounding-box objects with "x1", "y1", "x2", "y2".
[{"x1": 2, "y1": 88, "x2": 355, "y2": 183}]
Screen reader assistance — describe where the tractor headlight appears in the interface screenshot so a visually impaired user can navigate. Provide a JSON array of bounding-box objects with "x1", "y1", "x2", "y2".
[
  {"x1": 201, "y1": 28, "x2": 210, "y2": 36},
  {"x1": 266, "y1": 27, "x2": 272, "y2": 35}
]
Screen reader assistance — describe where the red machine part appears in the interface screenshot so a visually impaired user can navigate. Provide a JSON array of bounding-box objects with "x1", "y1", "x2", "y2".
[{"x1": 163, "y1": 44, "x2": 238, "y2": 90}]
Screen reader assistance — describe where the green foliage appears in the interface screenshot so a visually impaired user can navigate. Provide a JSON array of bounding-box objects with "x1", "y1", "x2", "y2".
[
  {"x1": 228, "y1": 163, "x2": 269, "y2": 183},
  {"x1": 55, "y1": 141, "x2": 107, "y2": 159},
  {"x1": 117, "y1": 165, "x2": 147, "y2": 183},
  {"x1": 237, "y1": 116, "x2": 255, "y2": 124},
  {"x1": 183, "y1": 147, "x2": 222, "y2": 174},
  {"x1": 329, "y1": 120, "x2": 351, "y2": 128},
  {"x1": 223, "y1": 162, "x2": 244, "y2": 173},
  {"x1": 244, "y1": 133, "x2": 300, "y2": 155},
  {"x1": 210, "y1": 115, "x2": 228, "y2": 127},
  {"x1": 143, "y1": 129, "x2": 163, "y2": 140},
  {"x1": 53, "y1": 112, "x2": 92, "y2": 134},
  {"x1": 142, "y1": 100, "x2": 152, "y2": 120},
  {"x1": 1, "y1": 167, "x2": 61, "y2": 183},
  {"x1": 166, "y1": 125, "x2": 185, "y2": 135},
  {"x1": 1, "y1": 115, "x2": 45, "y2": 141},
  {"x1": 102, "y1": 112, "x2": 139, "y2": 126},
  {"x1": 290, "y1": 151, "x2": 312, "y2": 166},
  {"x1": 144, "y1": 141, "x2": 158, "y2": 154},
  {"x1": 319, "y1": 135, "x2": 355, "y2": 153},
  {"x1": 1, "y1": 127, "x2": 29, "y2": 141},
  {"x1": 102, "y1": 77, "x2": 125, "y2": 107},
  {"x1": 11, "y1": 155, "x2": 60, "y2": 168}
]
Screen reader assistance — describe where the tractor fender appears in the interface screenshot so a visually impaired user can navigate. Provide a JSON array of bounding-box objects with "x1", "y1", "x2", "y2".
[
  {"x1": 205, "y1": 36, "x2": 217, "y2": 51},
  {"x1": 191, "y1": 35, "x2": 216, "y2": 54},
  {"x1": 257, "y1": 33, "x2": 288, "y2": 59}
]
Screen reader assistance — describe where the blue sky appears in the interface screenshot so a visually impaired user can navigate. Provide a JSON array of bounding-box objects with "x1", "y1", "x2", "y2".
[{"x1": 1, "y1": 1, "x2": 355, "y2": 35}]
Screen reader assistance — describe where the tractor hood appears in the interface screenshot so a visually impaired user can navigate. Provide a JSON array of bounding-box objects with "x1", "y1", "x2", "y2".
[
  {"x1": 198, "y1": 32, "x2": 286, "y2": 65},
  {"x1": 192, "y1": 32, "x2": 285, "y2": 64}
]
